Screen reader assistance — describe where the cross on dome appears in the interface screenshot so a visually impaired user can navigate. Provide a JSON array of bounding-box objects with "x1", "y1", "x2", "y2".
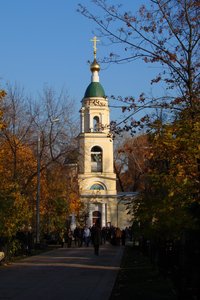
[{"x1": 90, "y1": 36, "x2": 100, "y2": 59}]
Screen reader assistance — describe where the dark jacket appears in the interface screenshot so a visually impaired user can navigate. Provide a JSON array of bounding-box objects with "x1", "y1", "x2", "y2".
[{"x1": 92, "y1": 225, "x2": 101, "y2": 245}]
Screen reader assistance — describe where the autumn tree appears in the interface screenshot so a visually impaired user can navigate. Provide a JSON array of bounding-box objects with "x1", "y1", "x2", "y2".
[
  {"x1": 131, "y1": 110, "x2": 200, "y2": 239},
  {"x1": 0, "y1": 83, "x2": 35, "y2": 183},
  {"x1": 0, "y1": 89, "x2": 6, "y2": 130},
  {"x1": 1, "y1": 83, "x2": 78, "y2": 192},
  {"x1": 21, "y1": 85, "x2": 79, "y2": 195},
  {"x1": 0, "y1": 88, "x2": 33, "y2": 255},
  {"x1": 0, "y1": 141, "x2": 33, "y2": 240},
  {"x1": 40, "y1": 163, "x2": 69, "y2": 235},
  {"x1": 114, "y1": 134, "x2": 149, "y2": 192},
  {"x1": 0, "y1": 83, "x2": 78, "y2": 250}
]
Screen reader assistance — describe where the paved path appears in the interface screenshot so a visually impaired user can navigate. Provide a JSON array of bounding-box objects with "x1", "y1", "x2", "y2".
[{"x1": 0, "y1": 244, "x2": 124, "y2": 300}]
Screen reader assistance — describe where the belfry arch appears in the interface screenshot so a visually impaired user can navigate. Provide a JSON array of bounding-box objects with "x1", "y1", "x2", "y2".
[{"x1": 91, "y1": 146, "x2": 102, "y2": 172}]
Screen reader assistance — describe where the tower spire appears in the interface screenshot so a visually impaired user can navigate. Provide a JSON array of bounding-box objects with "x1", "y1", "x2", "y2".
[
  {"x1": 90, "y1": 36, "x2": 100, "y2": 82},
  {"x1": 90, "y1": 36, "x2": 100, "y2": 59}
]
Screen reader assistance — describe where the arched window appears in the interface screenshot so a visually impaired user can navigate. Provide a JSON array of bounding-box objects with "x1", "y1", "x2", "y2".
[
  {"x1": 91, "y1": 146, "x2": 102, "y2": 172},
  {"x1": 90, "y1": 183, "x2": 105, "y2": 190},
  {"x1": 93, "y1": 116, "x2": 100, "y2": 132}
]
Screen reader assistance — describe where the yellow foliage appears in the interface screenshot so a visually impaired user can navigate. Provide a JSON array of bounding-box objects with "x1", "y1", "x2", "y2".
[
  {"x1": 168, "y1": 191, "x2": 174, "y2": 197},
  {"x1": 0, "y1": 189, "x2": 32, "y2": 238},
  {"x1": 0, "y1": 139, "x2": 37, "y2": 187},
  {"x1": 0, "y1": 137, "x2": 36, "y2": 238},
  {"x1": 0, "y1": 90, "x2": 6, "y2": 99},
  {"x1": 68, "y1": 191, "x2": 81, "y2": 214}
]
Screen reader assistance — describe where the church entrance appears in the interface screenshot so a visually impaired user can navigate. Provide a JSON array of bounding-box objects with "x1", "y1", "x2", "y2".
[{"x1": 92, "y1": 211, "x2": 101, "y2": 225}]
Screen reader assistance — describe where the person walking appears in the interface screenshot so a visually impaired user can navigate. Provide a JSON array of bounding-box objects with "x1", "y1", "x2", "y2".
[
  {"x1": 121, "y1": 229, "x2": 126, "y2": 246},
  {"x1": 83, "y1": 226, "x2": 91, "y2": 247},
  {"x1": 74, "y1": 226, "x2": 83, "y2": 247},
  {"x1": 91, "y1": 220, "x2": 101, "y2": 256},
  {"x1": 115, "y1": 227, "x2": 122, "y2": 246},
  {"x1": 60, "y1": 230, "x2": 65, "y2": 248},
  {"x1": 67, "y1": 228, "x2": 73, "y2": 248}
]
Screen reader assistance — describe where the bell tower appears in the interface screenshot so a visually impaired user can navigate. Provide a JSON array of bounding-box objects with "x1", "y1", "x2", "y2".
[{"x1": 78, "y1": 37, "x2": 117, "y2": 227}]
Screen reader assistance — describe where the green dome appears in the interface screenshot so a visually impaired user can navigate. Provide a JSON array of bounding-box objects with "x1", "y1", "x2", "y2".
[{"x1": 84, "y1": 82, "x2": 105, "y2": 98}]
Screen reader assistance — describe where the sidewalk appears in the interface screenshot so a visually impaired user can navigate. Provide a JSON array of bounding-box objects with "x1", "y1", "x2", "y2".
[{"x1": 0, "y1": 243, "x2": 124, "y2": 300}]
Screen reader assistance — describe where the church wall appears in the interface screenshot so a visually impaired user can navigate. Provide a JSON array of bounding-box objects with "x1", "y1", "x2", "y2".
[
  {"x1": 78, "y1": 174, "x2": 116, "y2": 195},
  {"x1": 78, "y1": 134, "x2": 114, "y2": 174}
]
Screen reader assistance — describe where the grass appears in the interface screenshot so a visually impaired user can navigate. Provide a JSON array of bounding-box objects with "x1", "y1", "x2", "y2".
[{"x1": 109, "y1": 245, "x2": 177, "y2": 300}]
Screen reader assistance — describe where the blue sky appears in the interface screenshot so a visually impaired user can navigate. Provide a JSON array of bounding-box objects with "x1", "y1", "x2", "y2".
[{"x1": 0, "y1": 0, "x2": 159, "y2": 122}]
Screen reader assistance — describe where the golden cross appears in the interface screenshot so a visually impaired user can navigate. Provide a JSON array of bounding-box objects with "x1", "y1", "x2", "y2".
[{"x1": 90, "y1": 36, "x2": 100, "y2": 59}]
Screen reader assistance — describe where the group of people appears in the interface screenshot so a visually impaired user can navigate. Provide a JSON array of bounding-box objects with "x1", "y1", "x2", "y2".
[{"x1": 60, "y1": 222, "x2": 132, "y2": 256}]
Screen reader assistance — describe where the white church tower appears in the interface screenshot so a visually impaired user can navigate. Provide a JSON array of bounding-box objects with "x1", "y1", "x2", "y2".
[{"x1": 78, "y1": 37, "x2": 118, "y2": 227}]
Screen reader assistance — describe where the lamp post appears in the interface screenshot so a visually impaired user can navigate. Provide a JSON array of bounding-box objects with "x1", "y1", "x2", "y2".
[{"x1": 35, "y1": 118, "x2": 59, "y2": 246}]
